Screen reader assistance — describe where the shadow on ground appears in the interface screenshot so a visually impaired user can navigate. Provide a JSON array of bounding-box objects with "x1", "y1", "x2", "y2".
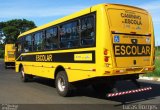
[{"x1": 32, "y1": 77, "x2": 160, "y2": 106}]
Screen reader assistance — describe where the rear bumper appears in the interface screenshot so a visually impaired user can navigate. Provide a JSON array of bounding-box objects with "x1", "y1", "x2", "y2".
[
  {"x1": 104, "y1": 65, "x2": 155, "y2": 76},
  {"x1": 5, "y1": 62, "x2": 15, "y2": 68},
  {"x1": 5, "y1": 62, "x2": 15, "y2": 65}
]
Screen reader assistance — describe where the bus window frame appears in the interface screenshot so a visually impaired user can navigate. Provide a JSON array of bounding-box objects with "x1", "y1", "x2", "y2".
[
  {"x1": 80, "y1": 14, "x2": 96, "y2": 47},
  {"x1": 59, "y1": 19, "x2": 80, "y2": 49},
  {"x1": 16, "y1": 12, "x2": 96, "y2": 54},
  {"x1": 45, "y1": 26, "x2": 59, "y2": 50}
]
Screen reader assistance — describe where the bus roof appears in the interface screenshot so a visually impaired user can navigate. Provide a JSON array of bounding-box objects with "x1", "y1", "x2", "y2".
[
  {"x1": 18, "y1": 4, "x2": 96, "y2": 38},
  {"x1": 18, "y1": 3, "x2": 148, "y2": 38},
  {"x1": 106, "y1": 3, "x2": 148, "y2": 12}
]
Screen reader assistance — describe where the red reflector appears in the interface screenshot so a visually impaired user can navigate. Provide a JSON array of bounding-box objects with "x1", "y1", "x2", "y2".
[
  {"x1": 148, "y1": 68, "x2": 154, "y2": 71},
  {"x1": 104, "y1": 49, "x2": 108, "y2": 55},
  {"x1": 131, "y1": 32, "x2": 136, "y2": 34},
  {"x1": 111, "y1": 31, "x2": 115, "y2": 33},
  {"x1": 105, "y1": 71, "x2": 110, "y2": 74},
  {"x1": 104, "y1": 71, "x2": 111, "y2": 75},
  {"x1": 92, "y1": 69, "x2": 96, "y2": 71},
  {"x1": 104, "y1": 57, "x2": 109, "y2": 62},
  {"x1": 116, "y1": 70, "x2": 119, "y2": 73}
]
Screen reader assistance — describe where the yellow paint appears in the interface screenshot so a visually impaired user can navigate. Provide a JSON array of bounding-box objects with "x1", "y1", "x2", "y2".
[{"x1": 4, "y1": 44, "x2": 15, "y2": 63}]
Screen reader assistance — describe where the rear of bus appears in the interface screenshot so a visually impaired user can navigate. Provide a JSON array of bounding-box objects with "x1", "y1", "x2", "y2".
[
  {"x1": 4, "y1": 44, "x2": 15, "y2": 69},
  {"x1": 99, "y1": 4, "x2": 154, "y2": 97},
  {"x1": 104, "y1": 4, "x2": 155, "y2": 76}
]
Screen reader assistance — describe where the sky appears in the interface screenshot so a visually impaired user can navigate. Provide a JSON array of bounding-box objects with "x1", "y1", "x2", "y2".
[{"x1": 0, "y1": 0, "x2": 160, "y2": 45}]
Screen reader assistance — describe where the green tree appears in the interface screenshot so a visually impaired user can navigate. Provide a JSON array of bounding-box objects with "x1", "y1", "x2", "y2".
[{"x1": 0, "y1": 19, "x2": 36, "y2": 44}]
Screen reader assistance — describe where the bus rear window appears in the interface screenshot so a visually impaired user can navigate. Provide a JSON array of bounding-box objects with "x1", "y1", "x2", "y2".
[{"x1": 107, "y1": 8, "x2": 150, "y2": 34}]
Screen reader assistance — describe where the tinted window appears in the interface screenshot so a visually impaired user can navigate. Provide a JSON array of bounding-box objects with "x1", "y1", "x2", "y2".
[
  {"x1": 33, "y1": 32, "x2": 43, "y2": 51},
  {"x1": 81, "y1": 15, "x2": 95, "y2": 46},
  {"x1": 24, "y1": 35, "x2": 32, "y2": 52},
  {"x1": 16, "y1": 37, "x2": 24, "y2": 57},
  {"x1": 45, "y1": 27, "x2": 58, "y2": 50},
  {"x1": 60, "y1": 21, "x2": 79, "y2": 48}
]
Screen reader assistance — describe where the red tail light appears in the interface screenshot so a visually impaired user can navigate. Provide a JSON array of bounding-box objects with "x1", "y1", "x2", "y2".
[
  {"x1": 104, "y1": 49, "x2": 108, "y2": 55},
  {"x1": 131, "y1": 32, "x2": 136, "y2": 34},
  {"x1": 104, "y1": 56, "x2": 109, "y2": 62}
]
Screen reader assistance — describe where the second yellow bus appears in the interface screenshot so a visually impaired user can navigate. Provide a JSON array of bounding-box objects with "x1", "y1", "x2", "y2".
[{"x1": 4, "y1": 44, "x2": 15, "y2": 69}]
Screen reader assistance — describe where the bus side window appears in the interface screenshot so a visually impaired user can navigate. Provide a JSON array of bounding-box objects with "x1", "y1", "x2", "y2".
[
  {"x1": 45, "y1": 27, "x2": 58, "y2": 50},
  {"x1": 16, "y1": 37, "x2": 24, "y2": 57},
  {"x1": 81, "y1": 15, "x2": 95, "y2": 46},
  {"x1": 60, "y1": 21, "x2": 79, "y2": 48},
  {"x1": 33, "y1": 32, "x2": 43, "y2": 51},
  {"x1": 24, "y1": 35, "x2": 32, "y2": 52}
]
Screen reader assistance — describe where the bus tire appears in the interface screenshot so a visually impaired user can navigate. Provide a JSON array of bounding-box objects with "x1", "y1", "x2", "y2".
[
  {"x1": 55, "y1": 71, "x2": 72, "y2": 97},
  {"x1": 20, "y1": 66, "x2": 30, "y2": 82}
]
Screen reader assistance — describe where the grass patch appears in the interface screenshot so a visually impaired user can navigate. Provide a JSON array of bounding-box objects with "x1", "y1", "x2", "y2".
[
  {"x1": 155, "y1": 50, "x2": 160, "y2": 56},
  {"x1": 144, "y1": 50, "x2": 160, "y2": 77},
  {"x1": 144, "y1": 60, "x2": 160, "y2": 77}
]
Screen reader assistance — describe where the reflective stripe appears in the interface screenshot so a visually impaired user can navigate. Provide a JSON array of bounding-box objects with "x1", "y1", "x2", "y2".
[{"x1": 107, "y1": 87, "x2": 152, "y2": 97}]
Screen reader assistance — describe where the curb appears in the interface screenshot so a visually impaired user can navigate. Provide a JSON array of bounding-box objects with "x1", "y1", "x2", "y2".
[{"x1": 139, "y1": 76, "x2": 160, "y2": 82}]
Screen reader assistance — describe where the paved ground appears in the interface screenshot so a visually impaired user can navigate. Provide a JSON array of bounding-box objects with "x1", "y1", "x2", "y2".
[{"x1": 0, "y1": 60, "x2": 160, "y2": 110}]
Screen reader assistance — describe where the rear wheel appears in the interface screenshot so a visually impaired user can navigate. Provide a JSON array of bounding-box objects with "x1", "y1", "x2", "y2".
[
  {"x1": 55, "y1": 71, "x2": 72, "y2": 97},
  {"x1": 20, "y1": 66, "x2": 33, "y2": 82}
]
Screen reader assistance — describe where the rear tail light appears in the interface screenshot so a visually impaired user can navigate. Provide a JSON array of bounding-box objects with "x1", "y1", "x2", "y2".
[
  {"x1": 104, "y1": 49, "x2": 108, "y2": 55},
  {"x1": 116, "y1": 70, "x2": 124, "y2": 73},
  {"x1": 104, "y1": 56, "x2": 109, "y2": 62},
  {"x1": 145, "y1": 67, "x2": 155, "y2": 71},
  {"x1": 131, "y1": 32, "x2": 136, "y2": 34}
]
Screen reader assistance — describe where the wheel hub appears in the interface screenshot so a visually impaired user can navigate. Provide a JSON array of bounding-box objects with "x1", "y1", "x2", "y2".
[{"x1": 58, "y1": 78, "x2": 65, "y2": 92}]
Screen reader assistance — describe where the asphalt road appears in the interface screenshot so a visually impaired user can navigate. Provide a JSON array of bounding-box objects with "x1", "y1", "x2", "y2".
[{"x1": 0, "y1": 60, "x2": 160, "y2": 110}]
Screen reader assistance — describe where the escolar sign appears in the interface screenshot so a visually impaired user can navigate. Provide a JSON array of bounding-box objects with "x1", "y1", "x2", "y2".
[
  {"x1": 36, "y1": 54, "x2": 52, "y2": 62},
  {"x1": 113, "y1": 44, "x2": 151, "y2": 57}
]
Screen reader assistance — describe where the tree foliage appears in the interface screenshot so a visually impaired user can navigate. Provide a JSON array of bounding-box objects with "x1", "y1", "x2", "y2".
[{"x1": 0, "y1": 19, "x2": 36, "y2": 44}]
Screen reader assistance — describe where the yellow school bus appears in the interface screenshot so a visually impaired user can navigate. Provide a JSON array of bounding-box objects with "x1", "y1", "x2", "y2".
[
  {"x1": 15, "y1": 3, "x2": 155, "y2": 97},
  {"x1": 4, "y1": 44, "x2": 15, "y2": 69}
]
